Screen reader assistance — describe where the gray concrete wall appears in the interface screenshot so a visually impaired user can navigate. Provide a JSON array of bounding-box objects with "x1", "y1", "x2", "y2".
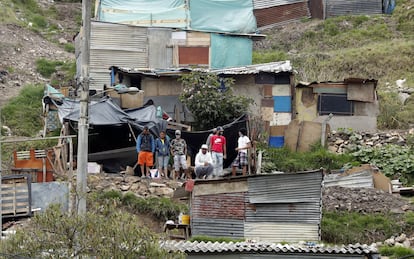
[
  {"x1": 31, "y1": 182, "x2": 69, "y2": 212},
  {"x1": 314, "y1": 115, "x2": 377, "y2": 132}
]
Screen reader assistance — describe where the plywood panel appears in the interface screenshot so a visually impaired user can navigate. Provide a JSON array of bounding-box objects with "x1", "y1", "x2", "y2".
[{"x1": 178, "y1": 46, "x2": 209, "y2": 65}]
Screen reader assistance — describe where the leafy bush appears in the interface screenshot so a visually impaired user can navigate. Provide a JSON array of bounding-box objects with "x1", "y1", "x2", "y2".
[
  {"x1": 0, "y1": 204, "x2": 185, "y2": 258},
  {"x1": 179, "y1": 71, "x2": 253, "y2": 130},
  {"x1": 349, "y1": 144, "x2": 414, "y2": 184}
]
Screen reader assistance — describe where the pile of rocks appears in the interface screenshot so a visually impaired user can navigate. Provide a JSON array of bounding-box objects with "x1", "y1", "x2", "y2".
[
  {"x1": 322, "y1": 186, "x2": 414, "y2": 214},
  {"x1": 327, "y1": 130, "x2": 413, "y2": 154},
  {"x1": 88, "y1": 173, "x2": 182, "y2": 198}
]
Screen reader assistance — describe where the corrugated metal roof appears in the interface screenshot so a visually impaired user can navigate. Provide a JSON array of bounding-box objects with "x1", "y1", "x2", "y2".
[
  {"x1": 161, "y1": 241, "x2": 379, "y2": 255},
  {"x1": 114, "y1": 60, "x2": 294, "y2": 77},
  {"x1": 325, "y1": 0, "x2": 382, "y2": 17},
  {"x1": 253, "y1": 0, "x2": 307, "y2": 10},
  {"x1": 296, "y1": 78, "x2": 377, "y2": 88}
]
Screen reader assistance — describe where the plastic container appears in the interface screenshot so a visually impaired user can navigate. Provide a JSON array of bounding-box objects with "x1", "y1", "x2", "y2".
[
  {"x1": 269, "y1": 136, "x2": 284, "y2": 148},
  {"x1": 181, "y1": 214, "x2": 190, "y2": 225}
]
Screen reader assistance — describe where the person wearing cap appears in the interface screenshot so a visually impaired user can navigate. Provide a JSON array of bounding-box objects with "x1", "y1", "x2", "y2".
[
  {"x1": 170, "y1": 129, "x2": 190, "y2": 180},
  {"x1": 209, "y1": 126, "x2": 227, "y2": 177},
  {"x1": 136, "y1": 125, "x2": 155, "y2": 178},
  {"x1": 232, "y1": 128, "x2": 251, "y2": 177},
  {"x1": 194, "y1": 144, "x2": 213, "y2": 179}
]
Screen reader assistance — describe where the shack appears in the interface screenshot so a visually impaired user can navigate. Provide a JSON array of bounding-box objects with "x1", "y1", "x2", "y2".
[
  {"x1": 189, "y1": 170, "x2": 323, "y2": 243},
  {"x1": 294, "y1": 78, "x2": 379, "y2": 131}
]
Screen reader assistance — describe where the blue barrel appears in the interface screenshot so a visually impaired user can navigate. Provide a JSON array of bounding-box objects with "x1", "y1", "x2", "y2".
[{"x1": 269, "y1": 136, "x2": 284, "y2": 148}]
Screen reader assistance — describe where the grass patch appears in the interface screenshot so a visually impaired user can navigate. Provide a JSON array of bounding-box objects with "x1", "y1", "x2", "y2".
[
  {"x1": 260, "y1": 145, "x2": 355, "y2": 173},
  {"x1": 1, "y1": 84, "x2": 44, "y2": 137},
  {"x1": 36, "y1": 58, "x2": 64, "y2": 78},
  {"x1": 95, "y1": 190, "x2": 188, "y2": 221},
  {"x1": 379, "y1": 246, "x2": 414, "y2": 259},
  {"x1": 64, "y1": 43, "x2": 75, "y2": 53},
  {"x1": 322, "y1": 211, "x2": 403, "y2": 244}
]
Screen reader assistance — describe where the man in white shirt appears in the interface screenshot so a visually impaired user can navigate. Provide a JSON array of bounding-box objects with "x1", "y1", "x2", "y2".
[
  {"x1": 232, "y1": 128, "x2": 251, "y2": 177},
  {"x1": 195, "y1": 144, "x2": 214, "y2": 179}
]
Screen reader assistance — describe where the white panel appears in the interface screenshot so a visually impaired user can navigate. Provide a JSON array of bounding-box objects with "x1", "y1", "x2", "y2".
[
  {"x1": 245, "y1": 223, "x2": 319, "y2": 242},
  {"x1": 172, "y1": 31, "x2": 187, "y2": 40},
  {"x1": 270, "y1": 113, "x2": 292, "y2": 126},
  {"x1": 272, "y1": 84, "x2": 291, "y2": 96}
]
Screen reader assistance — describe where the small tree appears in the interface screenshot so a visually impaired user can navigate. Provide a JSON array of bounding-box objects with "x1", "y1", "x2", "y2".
[{"x1": 179, "y1": 71, "x2": 254, "y2": 130}]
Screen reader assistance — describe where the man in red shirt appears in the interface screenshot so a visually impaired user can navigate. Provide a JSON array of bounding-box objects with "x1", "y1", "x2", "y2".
[{"x1": 209, "y1": 126, "x2": 227, "y2": 177}]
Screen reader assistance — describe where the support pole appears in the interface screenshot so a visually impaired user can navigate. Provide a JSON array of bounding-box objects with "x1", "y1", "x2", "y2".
[{"x1": 77, "y1": 0, "x2": 91, "y2": 215}]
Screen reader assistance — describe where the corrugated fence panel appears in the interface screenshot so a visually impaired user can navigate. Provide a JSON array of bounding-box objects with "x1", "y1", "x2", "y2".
[
  {"x1": 245, "y1": 202, "x2": 321, "y2": 224},
  {"x1": 323, "y1": 171, "x2": 374, "y2": 188},
  {"x1": 326, "y1": 0, "x2": 382, "y2": 18},
  {"x1": 89, "y1": 21, "x2": 148, "y2": 89},
  {"x1": 239, "y1": 254, "x2": 367, "y2": 259},
  {"x1": 253, "y1": 0, "x2": 307, "y2": 10},
  {"x1": 254, "y1": 2, "x2": 310, "y2": 29},
  {"x1": 192, "y1": 218, "x2": 244, "y2": 238},
  {"x1": 148, "y1": 28, "x2": 172, "y2": 69},
  {"x1": 245, "y1": 223, "x2": 319, "y2": 242},
  {"x1": 248, "y1": 171, "x2": 323, "y2": 203}
]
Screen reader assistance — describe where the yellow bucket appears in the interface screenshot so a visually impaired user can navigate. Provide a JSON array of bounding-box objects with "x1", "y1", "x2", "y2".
[{"x1": 181, "y1": 214, "x2": 190, "y2": 225}]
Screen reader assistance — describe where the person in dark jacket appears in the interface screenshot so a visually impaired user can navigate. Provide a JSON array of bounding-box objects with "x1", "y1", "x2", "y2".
[
  {"x1": 155, "y1": 130, "x2": 170, "y2": 178},
  {"x1": 136, "y1": 126, "x2": 155, "y2": 178}
]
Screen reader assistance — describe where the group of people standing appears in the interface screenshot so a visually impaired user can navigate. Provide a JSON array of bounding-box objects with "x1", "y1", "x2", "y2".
[{"x1": 136, "y1": 125, "x2": 251, "y2": 180}]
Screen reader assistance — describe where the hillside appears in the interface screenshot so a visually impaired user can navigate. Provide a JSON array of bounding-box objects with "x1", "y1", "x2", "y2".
[{"x1": 0, "y1": 0, "x2": 80, "y2": 107}]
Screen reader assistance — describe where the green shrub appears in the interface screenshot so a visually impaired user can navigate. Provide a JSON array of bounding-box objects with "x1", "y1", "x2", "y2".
[
  {"x1": 31, "y1": 14, "x2": 48, "y2": 29},
  {"x1": 0, "y1": 204, "x2": 185, "y2": 258}
]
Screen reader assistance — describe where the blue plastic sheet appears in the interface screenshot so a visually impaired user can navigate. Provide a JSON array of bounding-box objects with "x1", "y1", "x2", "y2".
[
  {"x1": 210, "y1": 34, "x2": 252, "y2": 69},
  {"x1": 189, "y1": 0, "x2": 257, "y2": 33}
]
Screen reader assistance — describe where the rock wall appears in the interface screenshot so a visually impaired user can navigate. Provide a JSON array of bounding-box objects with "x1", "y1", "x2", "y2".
[{"x1": 328, "y1": 129, "x2": 413, "y2": 154}]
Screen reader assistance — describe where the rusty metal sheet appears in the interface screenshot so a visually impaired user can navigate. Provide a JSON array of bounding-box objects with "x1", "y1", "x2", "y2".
[
  {"x1": 325, "y1": 0, "x2": 382, "y2": 17},
  {"x1": 254, "y1": 2, "x2": 310, "y2": 29}
]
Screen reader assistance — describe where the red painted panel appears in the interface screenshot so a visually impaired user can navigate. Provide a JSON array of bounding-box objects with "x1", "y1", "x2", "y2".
[{"x1": 179, "y1": 46, "x2": 209, "y2": 66}]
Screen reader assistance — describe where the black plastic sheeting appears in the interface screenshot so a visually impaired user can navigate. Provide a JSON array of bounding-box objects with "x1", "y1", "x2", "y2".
[{"x1": 50, "y1": 96, "x2": 248, "y2": 173}]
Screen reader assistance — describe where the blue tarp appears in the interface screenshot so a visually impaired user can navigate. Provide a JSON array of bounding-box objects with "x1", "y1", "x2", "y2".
[
  {"x1": 189, "y1": 0, "x2": 257, "y2": 33},
  {"x1": 210, "y1": 34, "x2": 252, "y2": 69},
  {"x1": 97, "y1": 0, "x2": 257, "y2": 33},
  {"x1": 98, "y1": 0, "x2": 187, "y2": 28}
]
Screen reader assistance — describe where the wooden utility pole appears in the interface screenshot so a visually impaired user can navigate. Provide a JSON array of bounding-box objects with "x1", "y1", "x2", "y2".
[{"x1": 77, "y1": 0, "x2": 91, "y2": 215}]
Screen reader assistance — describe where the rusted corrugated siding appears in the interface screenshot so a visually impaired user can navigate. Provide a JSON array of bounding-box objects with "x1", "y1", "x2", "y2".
[
  {"x1": 191, "y1": 192, "x2": 245, "y2": 238},
  {"x1": 325, "y1": 0, "x2": 382, "y2": 18},
  {"x1": 89, "y1": 21, "x2": 148, "y2": 90},
  {"x1": 308, "y1": 0, "x2": 324, "y2": 19},
  {"x1": 254, "y1": 2, "x2": 310, "y2": 29},
  {"x1": 192, "y1": 193, "x2": 245, "y2": 220},
  {"x1": 253, "y1": 0, "x2": 306, "y2": 9}
]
